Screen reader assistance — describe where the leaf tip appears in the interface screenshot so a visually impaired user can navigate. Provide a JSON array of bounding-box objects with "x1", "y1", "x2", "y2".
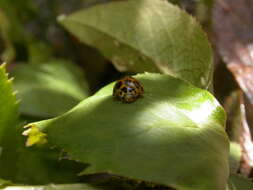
[{"x1": 23, "y1": 124, "x2": 48, "y2": 147}]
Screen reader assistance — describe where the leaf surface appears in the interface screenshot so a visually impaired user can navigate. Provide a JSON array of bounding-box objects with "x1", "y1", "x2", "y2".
[
  {"x1": 25, "y1": 73, "x2": 229, "y2": 190},
  {"x1": 59, "y1": 0, "x2": 213, "y2": 89}
]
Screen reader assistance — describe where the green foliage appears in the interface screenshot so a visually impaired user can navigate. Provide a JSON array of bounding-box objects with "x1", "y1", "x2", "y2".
[
  {"x1": 0, "y1": 183, "x2": 103, "y2": 190},
  {"x1": 0, "y1": 11, "x2": 15, "y2": 62},
  {"x1": 24, "y1": 73, "x2": 229, "y2": 190},
  {"x1": 1, "y1": 0, "x2": 251, "y2": 189},
  {"x1": 59, "y1": 0, "x2": 213, "y2": 90},
  {"x1": 0, "y1": 64, "x2": 85, "y2": 185},
  {"x1": 228, "y1": 174, "x2": 253, "y2": 190},
  {"x1": 12, "y1": 61, "x2": 90, "y2": 118},
  {"x1": 0, "y1": 64, "x2": 18, "y2": 143},
  {"x1": 14, "y1": 147, "x2": 85, "y2": 185},
  {"x1": 0, "y1": 64, "x2": 19, "y2": 179},
  {"x1": 0, "y1": 0, "x2": 37, "y2": 62}
]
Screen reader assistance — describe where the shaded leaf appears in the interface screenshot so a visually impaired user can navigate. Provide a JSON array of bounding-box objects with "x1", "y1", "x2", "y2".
[
  {"x1": 59, "y1": 0, "x2": 213, "y2": 89},
  {"x1": 228, "y1": 174, "x2": 253, "y2": 190},
  {"x1": 24, "y1": 73, "x2": 229, "y2": 190},
  {"x1": 14, "y1": 147, "x2": 85, "y2": 185},
  {"x1": 12, "y1": 61, "x2": 89, "y2": 118},
  {"x1": 0, "y1": 64, "x2": 85, "y2": 184}
]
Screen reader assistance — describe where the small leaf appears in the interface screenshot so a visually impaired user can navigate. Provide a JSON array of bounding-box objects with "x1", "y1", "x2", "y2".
[
  {"x1": 12, "y1": 61, "x2": 90, "y2": 118},
  {"x1": 59, "y1": 0, "x2": 213, "y2": 89},
  {"x1": 25, "y1": 73, "x2": 229, "y2": 190},
  {"x1": 23, "y1": 124, "x2": 47, "y2": 147}
]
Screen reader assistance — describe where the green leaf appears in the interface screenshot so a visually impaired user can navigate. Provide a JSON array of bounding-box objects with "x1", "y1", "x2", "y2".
[
  {"x1": 59, "y1": 0, "x2": 213, "y2": 90},
  {"x1": 0, "y1": 64, "x2": 19, "y2": 180},
  {"x1": 0, "y1": 64, "x2": 18, "y2": 142},
  {"x1": 14, "y1": 147, "x2": 85, "y2": 184},
  {"x1": 228, "y1": 174, "x2": 253, "y2": 190},
  {"x1": 1, "y1": 184, "x2": 103, "y2": 190},
  {"x1": 12, "y1": 61, "x2": 90, "y2": 118},
  {"x1": 0, "y1": 64, "x2": 83, "y2": 184},
  {"x1": 24, "y1": 73, "x2": 229, "y2": 190}
]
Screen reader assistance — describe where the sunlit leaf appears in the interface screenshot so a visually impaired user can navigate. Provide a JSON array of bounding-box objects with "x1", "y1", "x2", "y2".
[
  {"x1": 59, "y1": 0, "x2": 213, "y2": 90},
  {"x1": 24, "y1": 73, "x2": 229, "y2": 190}
]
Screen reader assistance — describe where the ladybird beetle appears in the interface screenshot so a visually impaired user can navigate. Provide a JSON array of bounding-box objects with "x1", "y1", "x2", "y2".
[{"x1": 113, "y1": 76, "x2": 144, "y2": 103}]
